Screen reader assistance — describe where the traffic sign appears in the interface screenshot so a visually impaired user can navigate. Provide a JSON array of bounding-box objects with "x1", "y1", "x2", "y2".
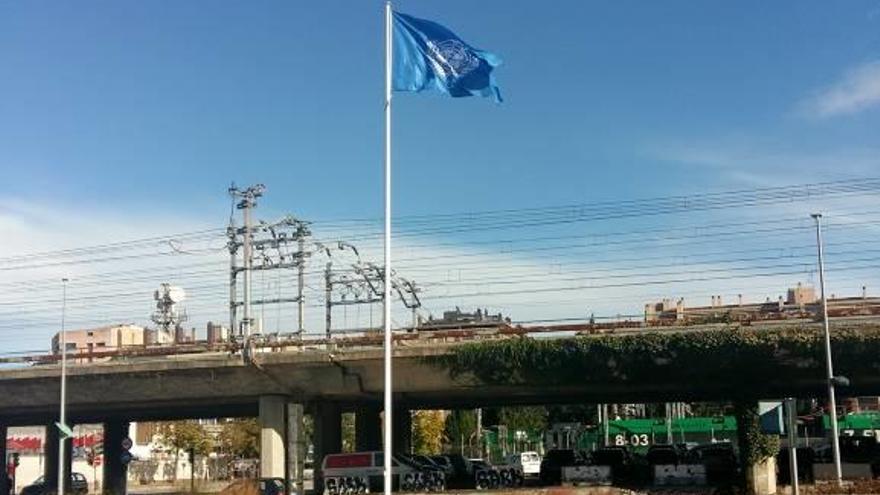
[
  {"x1": 55, "y1": 422, "x2": 74, "y2": 439},
  {"x1": 759, "y1": 401, "x2": 785, "y2": 435},
  {"x1": 121, "y1": 437, "x2": 133, "y2": 450}
]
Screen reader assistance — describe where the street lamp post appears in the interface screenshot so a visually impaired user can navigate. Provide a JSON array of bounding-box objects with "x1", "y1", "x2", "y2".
[
  {"x1": 58, "y1": 277, "x2": 69, "y2": 495},
  {"x1": 812, "y1": 213, "x2": 842, "y2": 486},
  {"x1": 786, "y1": 398, "x2": 800, "y2": 495}
]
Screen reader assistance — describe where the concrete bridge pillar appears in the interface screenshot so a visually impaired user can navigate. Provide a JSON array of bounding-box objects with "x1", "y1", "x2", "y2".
[
  {"x1": 260, "y1": 396, "x2": 308, "y2": 494},
  {"x1": 392, "y1": 409, "x2": 412, "y2": 454},
  {"x1": 735, "y1": 402, "x2": 778, "y2": 495},
  {"x1": 43, "y1": 423, "x2": 60, "y2": 490},
  {"x1": 313, "y1": 402, "x2": 342, "y2": 495},
  {"x1": 260, "y1": 395, "x2": 287, "y2": 480},
  {"x1": 355, "y1": 405, "x2": 381, "y2": 451},
  {"x1": 102, "y1": 420, "x2": 129, "y2": 495},
  {"x1": 64, "y1": 434, "x2": 73, "y2": 493},
  {"x1": 44, "y1": 423, "x2": 74, "y2": 491},
  {"x1": 1, "y1": 423, "x2": 8, "y2": 495},
  {"x1": 287, "y1": 402, "x2": 306, "y2": 495}
]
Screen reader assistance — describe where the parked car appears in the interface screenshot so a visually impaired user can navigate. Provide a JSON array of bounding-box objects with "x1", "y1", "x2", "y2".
[
  {"x1": 540, "y1": 449, "x2": 582, "y2": 486},
  {"x1": 440, "y1": 453, "x2": 474, "y2": 488},
  {"x1": 231, "y1": 458, "x2": 259, "y2": 479},
  {"x1": 259, "y1": 477, "x2": 285, "y2": 495},
  {"x1": 429, "y1": 455, "x2": 456, "y2": 478},
  {"x1": 395, "y1": 453, "x2": 446, "y2": 491},
  {"x1": 321, "y1": 451, "x2": 445, "y2": 493},
  {"x1": 20, "y1": 473, "x2": 89, "y2": 495},
  {"x1": 506, "y1": 451, "x2": 542, "y2": 477},
  {"x1": 398, "y1": 453, "x2": 448, "y2": 480},
  {"x1": 411, "y1": 454, "x2": 451, "y2": 479},
  {"x1": 409, "y1": 454, "x2": 442, "y2": 469},
  {"x1": 469, "y1": 458, "x2": 492, "y2": 471}
]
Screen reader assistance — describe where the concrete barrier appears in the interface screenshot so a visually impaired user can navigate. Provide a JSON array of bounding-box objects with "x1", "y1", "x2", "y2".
[
  {"x1": 561, "y1": 465, "x2": 612, "y2": 485},
  {"x1": 324, "y1": 475, "x2": 370, "y2": 494},
  {"x1": 814, "y1": 463, "x2": 873, "y2": 480},
  {"x1": 474, "y1": 466, "x2": 523, "y2": 490},
  {"x1": 653, "y1": 464, "x2": 707, "y2": 486}
]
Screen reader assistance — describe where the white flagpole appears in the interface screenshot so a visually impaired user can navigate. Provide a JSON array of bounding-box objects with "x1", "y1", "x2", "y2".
[{"x1": 383, "y1": 2, "x2": 394, "y2": 495}]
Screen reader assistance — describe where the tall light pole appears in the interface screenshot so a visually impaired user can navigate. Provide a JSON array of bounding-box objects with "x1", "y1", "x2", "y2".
[
  {"x1": 812, "y1": 213, "x2": 842, "y2": 486},
  {"x1": 786, "y1": 398, "x2": 800, "y2": 495},
  {"x1": 58, "y1": 277, "x2": 69, "y2": 495}
]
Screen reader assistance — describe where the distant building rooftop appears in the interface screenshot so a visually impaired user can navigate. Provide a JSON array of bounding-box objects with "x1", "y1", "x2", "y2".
[
  {"x1": 644, "y1": 284, "x2": 876, "y2": 324},
  {"x1": 52, "y1": 324, "x2": 173, "y2": 355},
  {"x1": 421, "y1": 307, "x2": 511, "y2": 328}
]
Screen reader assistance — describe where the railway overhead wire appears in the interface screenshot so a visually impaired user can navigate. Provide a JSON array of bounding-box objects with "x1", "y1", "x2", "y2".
[{"x1": 1, "y1": 178, "x2": 880, "y2": 356}]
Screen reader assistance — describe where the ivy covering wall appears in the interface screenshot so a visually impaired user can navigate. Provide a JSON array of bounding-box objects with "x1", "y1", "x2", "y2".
[
  {"x1": 734, "y1": 401, "x2": 780, "y2": 465},
  {"x1": 430, "y1": 325, "x2": 880, "y2": 398}
]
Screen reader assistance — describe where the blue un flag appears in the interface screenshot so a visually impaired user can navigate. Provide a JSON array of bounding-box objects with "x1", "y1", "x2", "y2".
[{"x1": 393, "y1": 11, "x2": 503, "y2": 102}]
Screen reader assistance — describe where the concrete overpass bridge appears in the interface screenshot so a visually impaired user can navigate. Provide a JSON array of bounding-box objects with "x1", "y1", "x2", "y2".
[{"x1": 2, "y1": 318, "x2": 879, "y2": 494}]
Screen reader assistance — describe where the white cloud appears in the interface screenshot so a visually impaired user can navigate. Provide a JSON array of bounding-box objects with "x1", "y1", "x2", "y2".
[
  {"x1": 649, "y1": 139, "x2": 880, "y2": 236},
  {"x1": 4, "y1": 194, "x2": 880, "y2": 357},
  {"x1": 799, "y1": 60, "x2": 880, "y2": 118},
  {"x1": 0, "y1": 199, "x2": 227, "y2": 351},
  {"x1": 649, "y1": 138, "x2": 880, "y2": 187}
]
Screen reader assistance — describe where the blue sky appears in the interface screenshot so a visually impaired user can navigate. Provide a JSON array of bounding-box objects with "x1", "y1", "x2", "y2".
[
  {"x1": 1, "y1": 1, "x2": 880, "y2": 351},
  {"x1": 2, "y1": 1, "x2": 878, "y2": 218}
]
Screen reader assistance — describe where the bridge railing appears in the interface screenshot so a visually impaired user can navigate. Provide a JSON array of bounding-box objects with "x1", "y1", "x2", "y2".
[{"x1": 3, "y1": 309, "x2": 878, "y2": 367}]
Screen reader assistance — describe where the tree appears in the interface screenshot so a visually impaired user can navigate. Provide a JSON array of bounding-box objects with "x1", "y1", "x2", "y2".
[
  {"x1": 157, "y1": 421, "x2": 212, "y2": 481},
  {"x1": 547, "y1": 404, "x2": 596, "y2": 424},
  {"x1": 444, "y1": 410, "x2": 477, "y2": 456},
  {"x1": 498, "y1": 406, "x2": 548, "y2": 434},
  {"x1": 218, "y1": 419, "x2": 260, "y2": 459},
  {"x1": 412, "y1": 410, "x2": 446, "y2": 455},
  {"x1": 499, "y1": 407, "x2": 547, "y2": 453}
]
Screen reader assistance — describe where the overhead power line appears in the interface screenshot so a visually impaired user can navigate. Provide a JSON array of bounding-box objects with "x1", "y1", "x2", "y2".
[{"x1": 0, "y1": 178, "x2": 878, "y2": 344}]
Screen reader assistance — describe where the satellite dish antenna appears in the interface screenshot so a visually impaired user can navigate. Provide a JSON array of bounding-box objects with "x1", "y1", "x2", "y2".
[{"x1": 167, "y1": 286, "x2": 186, "y2": 303}]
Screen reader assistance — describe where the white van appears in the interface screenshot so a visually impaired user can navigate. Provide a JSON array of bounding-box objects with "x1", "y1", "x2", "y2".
[
  {"x1": 506, "y1": 451, "x2": 542, "y2": 477},
  {"x1": 321, "y1": 451, "x2": 445, "y2": 494}
]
